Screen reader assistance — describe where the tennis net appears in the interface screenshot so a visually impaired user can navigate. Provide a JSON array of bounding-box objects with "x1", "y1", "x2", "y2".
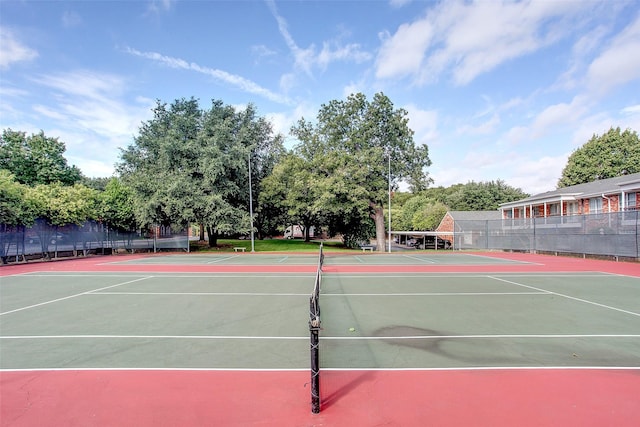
[{"x1": 309, "y1": 243, "x2": 324, "y2": 413}]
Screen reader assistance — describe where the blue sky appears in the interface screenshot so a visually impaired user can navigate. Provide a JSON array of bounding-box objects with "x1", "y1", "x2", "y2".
[{"x1": 1, "y1": 0, "x2": 639, "y2": 195}]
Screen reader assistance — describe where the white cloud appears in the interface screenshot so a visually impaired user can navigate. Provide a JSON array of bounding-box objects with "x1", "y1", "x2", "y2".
[
  {"x1": 507, "y1": 154, "x2": 568, "y2": 194},
  {"x1": 251, "y1": 44, "x2": 278, "y2": 64},
  {"x1": 376, "y1": 0, "x2": 586, "y2": 86},
  {"x1": 146, "y1": 0, "x2": 175, "y2": 15},
  {"x1": 389, "y1": 0, "x2": 412, "y2": 7},
  {"x1": 376, "y1": 21, "x2": 434, "y2": 80},
  {"x1": 25, "y1": 70, "x2": 154, "y2": 176},
  {"x1": 431, "y1": 147, "x2": 567, "y2": 195},
  {"x1": 279, "y1": 72, "x2": 297, "y2": 95},
  {"x1": 621, "y1": 104, "x2": 640, "y2": 115},
  {"x1": 0, "y1": 85, "x2": 29, "y2": 98},
  {"x1": 529, "y1": 96, "x2": 589, "y2": 139},
  {"x1": 562, "y1": 29, "x2": 612, "y2": 89},
  {"x1": 404, "y1": 104, "x2": 438, "y2": 146},
  {"x1": 266, "y1": 102, "x2": 317, "y2": 149},
  {"x1": 266, "y1": 0, "x2": 372, "y2": 76},
  {"x1": 0, "y1": 29, "x2": 38, "y2": 69},
  {"x1": 32, "y1": 70, "x2": 126, "y2": 100},
  {"x1": 586, "y1": 14, "x2": 640, "y2": 96},
  {"x1": 458, "y1": 113, "x2": 500, "y2": 136},
  {"x1": 342, "y1": 80, "x2": 366, "y2": 99},
  {"x1": 125, "y1": 47, "x2": 293, "y2": 105},
  {"x1": 62, "y1": 11, "x2": 83, "y2": 28},
  {"x1": 32, "y1": 104, "x2": 68, "y2": 121},
  {"x1": 317, "y1": 41, "x2": 372, "y2": 70}
]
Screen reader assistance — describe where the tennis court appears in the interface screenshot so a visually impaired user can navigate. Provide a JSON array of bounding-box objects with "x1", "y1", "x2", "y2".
[{"x1": 1, "y1": 251, "x2": 639, "y2": 426}]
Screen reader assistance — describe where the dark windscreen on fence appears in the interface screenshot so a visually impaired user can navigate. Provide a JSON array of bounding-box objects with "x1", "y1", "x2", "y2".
[
  {"x1": 453, "y1": 211, "x2": 639, "y2": 259},
  {"x1": 0, "y1": 220, "x2": 189, "y2": 263}
]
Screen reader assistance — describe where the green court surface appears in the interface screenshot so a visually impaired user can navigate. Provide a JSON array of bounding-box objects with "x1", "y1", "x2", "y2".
[
  {"x1": 108, "y1": 252, "x2": 529, "y2": 266},
  {"x1": 1, "y1": 253, "x2": 639, "y2": 371}
]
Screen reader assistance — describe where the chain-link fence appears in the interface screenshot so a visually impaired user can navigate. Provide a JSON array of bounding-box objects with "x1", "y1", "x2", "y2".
[
  {"x1": 453, "y1": 211, "x2": 639, "y2": 259},
  {"x1": 0, "y1": 220, "x2": 189, "y2": 264}
]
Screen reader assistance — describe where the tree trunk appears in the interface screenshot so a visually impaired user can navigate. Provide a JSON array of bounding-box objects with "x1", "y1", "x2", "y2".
[
  {"x1": 303, "y1": 220, "x2": 312, "y2": 242},
  {"x1": 199, "y1": 223, "x2": 205, "y2": 241},
  {"x1": 206, "y1": 226, "x2": 218, "y2": 247},
  {"x1": 371, "y1": 202, "x2": 387, "y2": 252}
]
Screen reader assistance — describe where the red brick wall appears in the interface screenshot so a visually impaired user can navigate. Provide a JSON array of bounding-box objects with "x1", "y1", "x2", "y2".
[{"x1": 436, "y1": 213, "x2": 455, "y2": 243}]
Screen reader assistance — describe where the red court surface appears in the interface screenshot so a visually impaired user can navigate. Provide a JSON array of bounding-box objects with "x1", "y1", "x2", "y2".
[
  {"x1": 1, "y1": 252, "x2": 639, "y2": 426},
  {"x1": 2, "y1": 369, "x2": 639, "y2": 427},
  {"x1": 1, "y1": 251, "x2": 640, "y2": 276}
]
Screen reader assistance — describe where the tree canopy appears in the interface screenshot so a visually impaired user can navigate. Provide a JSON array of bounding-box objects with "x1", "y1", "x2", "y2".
[
  {"x1": 0, "y1": 129, "x2": 82, "y2": 186},
  {"x1": 0, "y1": 170, "x2": 37, "y2": 227},
  {"x1": 558, "y1": 127, "x2": 640, "y2": 187},
  {"x1": 439, "y1": 180, "x2": 529, "y2": 211},
  {"x1": 117, "y1": 98, "x2": 284, "y2": 246},
  {"x1": 290, "y1": 92, "x2": 432, "y2": 250}
]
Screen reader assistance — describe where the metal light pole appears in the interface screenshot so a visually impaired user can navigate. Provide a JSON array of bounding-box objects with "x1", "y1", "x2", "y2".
[
  {"x1": 388, "y1": 152, "x2": 392, "y2": 253},
  {"x1": 248, "y1": 153, "x2": 255, "y2": 252}
]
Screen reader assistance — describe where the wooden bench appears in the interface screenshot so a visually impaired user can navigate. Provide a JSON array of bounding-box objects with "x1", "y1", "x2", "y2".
[
  {"x1": 233, "y1": 247, "x2": 246, "y2": 252},
  {"x1": 360, "y1": 245, "x2": 374, "y2": 252}
]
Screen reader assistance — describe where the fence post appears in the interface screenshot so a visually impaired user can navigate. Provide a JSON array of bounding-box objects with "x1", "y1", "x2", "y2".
[{"x1": 532, "y1": 216, "x2": 536, "y2": 253}]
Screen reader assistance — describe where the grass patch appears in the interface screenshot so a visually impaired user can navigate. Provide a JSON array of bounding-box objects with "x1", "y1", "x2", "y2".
[{"x1": 190, "y1": 238, "x2": 353, "y2": 252}]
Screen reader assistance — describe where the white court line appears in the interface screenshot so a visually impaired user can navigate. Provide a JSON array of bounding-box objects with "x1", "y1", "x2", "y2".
[
  {"x1": 206, "y1": 255, "x2": 239, "y2": 264},
  {"x1": 488, "y1": 276, "x2": 640, "y2": 317},
  {"x1": 319, "y1": 273, "x2": 613, "y2": 278},
  {"x1": 352, "y1": 256, "x2": 366, "y2": 264},
  {"x1": 462, "y1": 252, "x2": 543, "y2": 265},
  {"x1": 322, "y1": 271, "x2": 616, "y2": 279},
  {"x1": 401, "y1": 254, "x2": 436, "y2": 263},
  {"x1": 2, "y1": 334, "x2": 638, "y2": 340},
  {"x1": 91, "y1": 292, "x2": 311, "y2": 296},
  {"x1": 278, "y1": 256, "x2": 289, "y2": 263},
  {"x1": 0, "y1": 335, "x2": 308, "y2": 340},
  {"x1": 0, "y1": 277, "x2": 152, "y2": 316},
  {"x1": 1, "y1": 366, "x2": 638, "y2": 373},
  {"x1": 0, "y1": 368, "x2": 310, "y2": 372},
  {"x1": 321, "y1": 292, "x2": 548, "y2": 296},
  {"x1": 87, "y1": 291, "x2": 546, "y2": 297},
  {"x1": 319, "y1": 366, "x2": 640, "y2": 372},
  {"x1": 12, "y1": 273, "x2": 315, "y2": 278},
  {"x1": 322, "y1": 334, "x2": 640, "y2": 340}
]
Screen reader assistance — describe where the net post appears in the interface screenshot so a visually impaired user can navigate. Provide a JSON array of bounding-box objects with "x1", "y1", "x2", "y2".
[
  {"x1": 309, "y1": 242, "x2": 323, "y2": 413},
  {"x1": 310, "y1": 318, "x2": 320, "y2": 413}
]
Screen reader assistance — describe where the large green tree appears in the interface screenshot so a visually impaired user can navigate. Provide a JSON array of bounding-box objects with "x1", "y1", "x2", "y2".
[
  {"x1": 0, "y1": 171, "x2": 37, "y2": 227},
  {"x1": 395, "y1": 194, "x2": 448, "y2": 231},
  {"x1": 99, "y1": 178, "x2": 136, "y2": 232},
  {"x1": 442, "y1": 180, "x2": 528, "y2": 211},
  {"x1": 0, "y1": 171, "x2": 38, "y2": 263},
  {"x1": 558, "y1": 127, "x2": 640, "y2": 187},
  {"x1": 291, "y1": 92, "x2": 431, "y2": 250},
  {"x1": 118, "y1": 98, "x2": 283, "y2": 247},
  {"x1": 0, "y1": 129, "x2": 82, "y2": 186},
  {"x1": 260, "y1": 153, "x2": 323, "y2": 242},
  {"x1": 28, "y1": 183, "x2": 99, "y2": 253}
]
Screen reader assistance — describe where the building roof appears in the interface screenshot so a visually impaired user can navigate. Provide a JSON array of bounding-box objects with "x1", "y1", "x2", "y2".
[
  {"x1": 446, "y1": 210, "x2": 502, "y2": 220},
  {"x1": 499, "y1": 172, "x2": 640, "y2": 209}
]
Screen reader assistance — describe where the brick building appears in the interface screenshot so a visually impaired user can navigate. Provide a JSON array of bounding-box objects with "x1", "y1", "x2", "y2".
[
  {"x1": 499, "y1": 172, "x2": 640, "y2": 219},
  {"x1": 436, "y1": 210, "x2": 502, "y2": 246}
]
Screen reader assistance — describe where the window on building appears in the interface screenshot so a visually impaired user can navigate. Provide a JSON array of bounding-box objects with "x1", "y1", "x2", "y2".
[
  {"x1": 589, "y1": 197, "x2": 602, "y2": 214},
  {"x1": 567, "y1": 202, "x2": 578, "y2": 215},
  {"x1": 549, "y1": 203, "x2": 560, "y2": 216},
  {"x1": 626, "y1": 192, "x2": 637, "y2": 210}
]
